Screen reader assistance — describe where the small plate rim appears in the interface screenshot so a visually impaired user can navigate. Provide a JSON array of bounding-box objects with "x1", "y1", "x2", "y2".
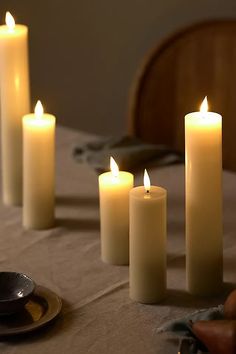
[{"x1": 0, "y1": 285, "x2": 62, "y2": 336}]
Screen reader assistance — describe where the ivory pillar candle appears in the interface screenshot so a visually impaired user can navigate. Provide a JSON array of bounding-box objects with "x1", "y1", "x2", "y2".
[
  {"x1": 129, "y1": 170, "x2": 167, "y2": 304},
  {"x1": 99, "y1": 157, "x2": 134, "y2": 265},
  {"x1": 185, "y1": 97, "x2": 223, "y2": 296},
  {"x1": 23, "y1": 101, "x2": 55, "y2": 230},
  {"x1": 0, "y1": 12, "x2": 30, "y2": 205}
]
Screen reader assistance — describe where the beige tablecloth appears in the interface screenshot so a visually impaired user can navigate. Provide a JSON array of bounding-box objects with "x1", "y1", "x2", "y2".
[{"x1": 0, "y1": 126, "x2": 235, "y2": 353}]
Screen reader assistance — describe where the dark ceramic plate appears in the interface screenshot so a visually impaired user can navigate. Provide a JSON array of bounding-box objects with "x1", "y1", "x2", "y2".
[{"x1": 0, "y1": 285, "x2": 62, "y2": 336}]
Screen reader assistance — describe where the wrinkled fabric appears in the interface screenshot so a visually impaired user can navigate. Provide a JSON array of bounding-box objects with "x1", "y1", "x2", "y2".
[
  {"x1": 0, "y1": 126, "x2": 234, "y2": 354},
  {"x1": 73, "y1": 135, "x2": 184, "y2": 173},
  {"x1": 158, "y1": 305, "x2": 224, "y2": 353},
  {"x1": 157, "y1": 305, "x2": 224, "y2": 335}
]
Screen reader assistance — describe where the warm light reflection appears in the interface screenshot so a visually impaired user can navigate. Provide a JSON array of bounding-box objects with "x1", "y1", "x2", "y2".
[
  {"x1": 34, "y1": 100, "x2": 44, "y2": 118},
  {"x1": 5, "y1": 11, "x2": 15, "y2": 30},
  {"x1": 144, "y1": 169, "x2": 150, "y2": 193},
  {"x1": 110, "y1": 157, "x2": 119, "y2": 178},
  {"x1": 14, "y1": 76, "x2": 20, "y2": 91},
  {"x1": 200, "y1": 96, "x2": 208, "y2": 115}
]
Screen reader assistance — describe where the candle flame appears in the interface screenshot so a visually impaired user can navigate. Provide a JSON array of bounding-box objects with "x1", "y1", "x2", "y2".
[
  {"x1": 34, "y1": 100, "x2": 44, "y2": 118},
  {"x1": 110, "y1": 156, "x2": 119, "y2": 177},
  {"x1": 144, "y1": 169, "x2": 151, "y2": 193},
  {"x1": 200, "y1": 96, "x2": 208, "y2": 114},
  {"x1": 5, "y1": 12, "x2": 15, "y2": 30}
]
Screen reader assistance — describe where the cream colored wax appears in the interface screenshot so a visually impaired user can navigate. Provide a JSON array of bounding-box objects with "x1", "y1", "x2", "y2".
[
  {"x1": 99, "y1": 157, "x2": 134, "y2": 265},
  {"x1": 0, "y1": 12, "x2": 30, "y2": 205},
  {"x1": 129, "y1": 170, "x2": 167, "y2": 304},
  {"x1": 185, "y1": 97, "x2": 223, "y2": 296},
  {"x1": 23, "y1": 101, "x2": 55, "y2": 230}
]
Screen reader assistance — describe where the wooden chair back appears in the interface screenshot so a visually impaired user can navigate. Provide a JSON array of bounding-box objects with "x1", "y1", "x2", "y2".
[{"x1": 128, "y1": 20, "x2": 236, "y2": 170}]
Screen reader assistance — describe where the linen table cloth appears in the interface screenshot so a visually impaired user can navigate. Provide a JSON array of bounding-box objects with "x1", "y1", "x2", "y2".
[{"x1": 0, "y1": 126, "x2": 235, "y2": 354}]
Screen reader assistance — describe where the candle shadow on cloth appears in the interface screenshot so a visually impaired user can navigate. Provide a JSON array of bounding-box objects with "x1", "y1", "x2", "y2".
[
  {"x1": 161, "y1": 290, "x2": 216, "y2": 309},
  {"x1": 168, "y1": 219, "x2": 185, "y2": 236},
  {"x1": 0, "y1": 299, "x2": 76, "y2": 344},
  {"x1": 56, "y1": 195, "x2": 99, "y2": 208},
  {"x1": 56, "y1": 217, "x2": 100, "y2": 232},
  {"x1": 167, "y1": 254, "x2": 185, "y2": 269},
  {"x1": 224, "y1": 255, "x2": 236, "y2": 272},
  {"x1": 161, "y1": 282, "x2": 236, "y2": 309}
]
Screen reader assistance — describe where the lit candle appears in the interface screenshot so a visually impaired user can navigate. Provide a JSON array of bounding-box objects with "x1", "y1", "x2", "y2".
[
  {"x1": 23, "y1": 101, "x2": 55, "y2": 230},
  {"x1": 185, "y1": 97, "x2": 223, "y2": 296},
  {"x1": 129, "y1": 170, "x2": 167, "y2": 303},
  {"x1": 98, "y1": 157, "x2": 134, "y2": 265},
  {"x1": 0, "y1": 12, "x2": 30, "y2": 205}
]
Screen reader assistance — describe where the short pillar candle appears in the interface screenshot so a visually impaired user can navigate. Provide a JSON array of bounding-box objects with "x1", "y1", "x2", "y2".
[
  {"x1": 23, "y1": 101, "x2": 55, "y2": 230},
  {"x1": 99, "y1": 157, "x2": 134, "y2": 265},
  {"x1": 129, "y1": 170, "x2": 167, "y2": 304},
  {"x1": 185, "y1": 97, "x2": 223, "y2": 296}
]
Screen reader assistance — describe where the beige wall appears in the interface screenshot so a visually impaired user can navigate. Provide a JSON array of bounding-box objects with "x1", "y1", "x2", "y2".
[{"x1": 1, "y1": 0, "x2": 236, "y2": 135}]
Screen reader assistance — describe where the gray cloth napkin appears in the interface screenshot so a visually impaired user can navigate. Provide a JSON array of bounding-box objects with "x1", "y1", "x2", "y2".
[
  {"x1": 157, "y1": 305, "x2": 224, "y2": 353},
  {"x1": 73, "y1": 136, "x2": 184, "y2": 173}
]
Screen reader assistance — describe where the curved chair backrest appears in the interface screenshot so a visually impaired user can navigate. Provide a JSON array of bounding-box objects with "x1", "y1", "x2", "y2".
[{"x1": 128, "y1": 20, "x2": 236, "y2": 170}]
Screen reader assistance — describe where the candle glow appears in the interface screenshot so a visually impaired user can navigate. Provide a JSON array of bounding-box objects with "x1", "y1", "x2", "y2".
[
  {"x1": 34, "y1": 100, "x2": 44, "y2": 118},
  {"x1": 110, "y1": 157, "x2": 119, "y2": 178},
  {"x1": 5, "y1": 12, "x2": 15, "y2": 31},
  {"x1": 144, "y1": 169, "x2": 150, "y2": 193},
  {"x1": 200, "y1": 96, "x2": 208, "y2": 114}
]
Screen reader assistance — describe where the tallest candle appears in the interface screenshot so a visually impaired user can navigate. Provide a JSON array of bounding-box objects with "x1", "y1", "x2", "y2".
[
  {"x1": 0, "y1": 12, "x2": 30, "y2": 205},
  {"x1": 185, "y1": 97, "x2": 223, "y2": 296}
]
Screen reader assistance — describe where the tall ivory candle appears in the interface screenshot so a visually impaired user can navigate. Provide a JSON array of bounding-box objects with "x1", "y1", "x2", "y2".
[
  {"x1": 23, "y1": 101, "x2": 55, "y2": 230},
  {"x1": 185, "y1": 97, "x2": 223, "y2": 296},
  {"x1": 99, "y1": 157, "x2": 134, "y2": 265},
  {"x1": 0, "y1": 12, "x2": 30, "y2": 205},
  {"x1": 130, "y1": 170, "x2": 167, "y2": 303}
]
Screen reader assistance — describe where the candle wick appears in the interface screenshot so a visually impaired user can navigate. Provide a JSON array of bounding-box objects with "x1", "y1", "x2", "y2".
[{"x1": 146, "y1": 190, "x2": 150, "y2": 194}]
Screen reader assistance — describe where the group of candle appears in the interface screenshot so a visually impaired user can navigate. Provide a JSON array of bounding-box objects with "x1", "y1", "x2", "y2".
[
  {"x1": 0, "y1": 12, "x2": 223, "y2": 302},
  {"x1": 99, "y1": 97, "x2": 223, "y2": 303},
  {"x1": 0, "y1": 12, "x2": 55, "y2": 229}
]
